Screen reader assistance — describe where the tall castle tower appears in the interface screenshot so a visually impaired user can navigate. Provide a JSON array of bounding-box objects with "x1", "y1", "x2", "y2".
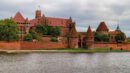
[
  {"x1": 35, "y1": 9, "x2": 42, "y2": 19},
  {"x1": 85, "y1": 26, "x2": 94, "y2": 49},
  {"x1": 67, "y1": 17, "x2": 78, "y2": 48}
]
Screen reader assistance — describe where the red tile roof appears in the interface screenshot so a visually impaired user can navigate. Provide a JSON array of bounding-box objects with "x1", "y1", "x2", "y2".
[
  {"x1": 13, "y1": 12, "x2": 25, "y2": 23},
  {"x1": 69, "y1": 23, "x2": 78, "y2": 38},
  {"x1": 86, "y1": 26, "x2": 93, "y2": 37},
  {"x1": 96, "y1": 22, "x2": 109, "y2": 32},
  {"x1": 46, "y1": 17, "x2": 68, "y2": 27}
]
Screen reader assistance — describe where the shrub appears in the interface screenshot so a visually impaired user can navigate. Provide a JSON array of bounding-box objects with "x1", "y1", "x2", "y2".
[
  {"x1": 24, "y1": 34, "x2": 33, "y2": 41},
  {"x1": 50, "y1": 37, "x2": 58, "y2": 42}
]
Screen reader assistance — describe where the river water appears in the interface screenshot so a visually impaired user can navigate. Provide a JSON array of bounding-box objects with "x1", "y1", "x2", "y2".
[{"x1": 0, "y1": 53, "x2": 130, "y2": 73}]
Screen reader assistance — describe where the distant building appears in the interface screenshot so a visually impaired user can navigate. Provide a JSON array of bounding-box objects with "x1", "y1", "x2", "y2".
[
  {"x1": 12, "y1": 9, "x2": 79, "y2": 48},
  {"x1": 78, "y1": 22, "x2": 127, "y2": 49}
]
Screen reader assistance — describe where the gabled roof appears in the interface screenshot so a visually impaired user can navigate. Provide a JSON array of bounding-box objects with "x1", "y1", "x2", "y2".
[
  {"x1": 13, "y1": 12, "x2": 25, "y2": 23},
  {"x1": 46, "y1": 17, "x2": 68, "y2": 27},
  {"x1": 86, "y1": 26, "x2": 93, "y2": 37},
  {"x1": 96, "y1": 22, "x2": 109, "y2": 32},
  {"x1": 69, "y1": 23, "x2": 78, "y2": 38}
]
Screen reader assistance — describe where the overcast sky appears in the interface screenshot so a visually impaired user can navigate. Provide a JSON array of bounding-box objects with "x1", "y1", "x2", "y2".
[{"x1": 0, "y1": 0, "x2": 130, "y2": 37}]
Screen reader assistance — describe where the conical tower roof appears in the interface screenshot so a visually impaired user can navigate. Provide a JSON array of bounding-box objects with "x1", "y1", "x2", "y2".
[
  {"x1": 96, "y1": 22, "x2": 109, "y2": 32},
  {"x1": 115, "y1": 25, "x2": 121, "y2": 32},
  {"x1": 13, "y1": 12, "x2": 25, "y2": 23},
  {"x1": 69, "y1": 23, "x2": 78, "y2": 38},
  {"x1": 86, "y1": 26, "x2": 93, "y2": 37}
]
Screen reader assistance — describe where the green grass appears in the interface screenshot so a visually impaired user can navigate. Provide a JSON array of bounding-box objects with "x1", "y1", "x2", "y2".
[
  {"x1": 55, "y1": 48, "x2": 129, "y2": 53},
  {"x1": 0, "y1": 48, "x2": 129, "y2": 54}
]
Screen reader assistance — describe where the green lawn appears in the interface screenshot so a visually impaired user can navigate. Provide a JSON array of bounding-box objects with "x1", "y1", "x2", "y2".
[
  {"x1": 0, "y1": 48, "x2": 129, "y2": 54},
  {"x1": 56, "y1": 48, "x2": 129, "y2": 53}
]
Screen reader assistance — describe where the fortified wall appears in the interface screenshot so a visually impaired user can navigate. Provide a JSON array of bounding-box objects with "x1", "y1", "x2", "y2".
[
  {"x1": 94, "y1": 42, "x2": 130, "y2": 50},
  {"x1": 0, "y1": 41, "x2": 67, "y2": 50}
]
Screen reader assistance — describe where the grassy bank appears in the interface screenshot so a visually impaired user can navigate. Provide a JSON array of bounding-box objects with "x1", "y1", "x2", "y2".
[
  {"x1": 56, "y1": 48, "x2": 129, "y2": 53},
  {"x1": 0, "y1": 48, "x2": 129, "y2": 54}
]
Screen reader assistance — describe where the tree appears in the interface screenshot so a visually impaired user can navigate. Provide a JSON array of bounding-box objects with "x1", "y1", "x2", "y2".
[
  {"x1": 35, "y1": 24, "x2": 61, "y2": 36},
  {"x1": 28, "y1": 29, "x2": 42, "y2": 41},
  {"x1": 0, "y1": 19, "x2": 19, "y2": 41},
  {"x1": 50, "y1": 27, "x2": 61, "y2": 37},
  {"x1": 115, "y1": 32, "x2": 126, "y2": 43},
  {"x1": 35, "y1": 24, "x2": 48, "y2": 35},
  {"x1": 94, "y1": 32, "x2": 110, "y2": 42}
]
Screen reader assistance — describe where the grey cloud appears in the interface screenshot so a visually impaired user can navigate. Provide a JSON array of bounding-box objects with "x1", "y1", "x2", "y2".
[{"x1": 0, "y1": 0, "x2": 130, "y2": 37}]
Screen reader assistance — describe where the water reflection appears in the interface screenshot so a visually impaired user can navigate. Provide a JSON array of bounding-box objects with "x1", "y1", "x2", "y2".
[{"x1": 0, "y1": 53, "x2": 130, "y2": 73}]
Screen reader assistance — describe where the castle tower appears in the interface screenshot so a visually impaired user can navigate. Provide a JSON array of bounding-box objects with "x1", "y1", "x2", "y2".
[
  {"x1": 85, "y1": 26, "x2": 94, "y2": 49},
  {"x1": 68, "y1": 22, "x2": 78, "y2": 48},
  {"x1": 96, "y1": 22, "x2": 109, "y2": 34},
  {"x1": 35, "y1": 9, "x2": 42, "y2": 19}
]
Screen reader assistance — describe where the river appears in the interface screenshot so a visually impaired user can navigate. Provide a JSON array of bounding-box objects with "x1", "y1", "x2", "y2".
[{"x1": 0, "y1": 53, "x2": 130, "y2": 73}]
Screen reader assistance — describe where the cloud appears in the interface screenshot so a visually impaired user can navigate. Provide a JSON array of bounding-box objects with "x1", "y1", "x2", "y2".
[{"x1": 0, "y1": 0, "x2": 130, "y2": 36}]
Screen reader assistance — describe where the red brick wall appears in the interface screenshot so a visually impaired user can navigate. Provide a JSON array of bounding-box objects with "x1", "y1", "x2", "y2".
[
  {"x1": 0, "y1": 41, "x2": 130, "y2": 50},
  {"x1": 20, "y1": 41, "x2": 67, "y2": 50},
  {"x1": 94, "y1": 42, "x2": 130, "y2": 50},
  {"x1": 0, "y1": 42, "x2": 20, "y2": 50}
]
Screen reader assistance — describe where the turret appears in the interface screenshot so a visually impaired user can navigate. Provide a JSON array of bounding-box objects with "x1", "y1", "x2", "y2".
[
  {"x1": 35, "y1": 9, "x2": 42, "y2": 19},
  {"x1": 68, "y1": 21, "x2": 78, "y2": 48},
  {"x1": 115, "y1": 25, "x2": 121, "y2": 32},
  {"x1": 85, "y1": 26, "x2": 94, "y2": 49}
]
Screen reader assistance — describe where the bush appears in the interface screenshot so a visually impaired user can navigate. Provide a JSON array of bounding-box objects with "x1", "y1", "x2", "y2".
[
  {"x1": 24, "y1": 34, "x2": 33, "y2": 41},
  {"x1": 50, "y1": 37, "x2": 58, "y2": 42}
]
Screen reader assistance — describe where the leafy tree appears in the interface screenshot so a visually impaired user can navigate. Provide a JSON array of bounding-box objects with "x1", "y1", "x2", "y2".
[
  {"x1": 50, "y1": 27, "x2": 61, "y2": 37},
  {"x1": 35, "y1": 24, "x2": 61, "y2": 36},
  {"x1": 35, "y1": 24, "x2": 48, "y2": 35},
  {"x1": 0, "y1": 19, "x2": 19, "y2": 41},
  {"x1": 115, "y1": 32, "x2": 126, "y2": 43}
]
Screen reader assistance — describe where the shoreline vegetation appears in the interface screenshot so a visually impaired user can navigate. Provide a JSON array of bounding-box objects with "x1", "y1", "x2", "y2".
[{"x1": 0, "y1": 48, "x2": 129, "y2": 54}]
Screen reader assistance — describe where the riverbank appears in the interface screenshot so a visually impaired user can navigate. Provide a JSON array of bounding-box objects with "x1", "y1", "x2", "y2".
[{"x1": 0, "y1": 48, "x2": 129, "y2": 54}]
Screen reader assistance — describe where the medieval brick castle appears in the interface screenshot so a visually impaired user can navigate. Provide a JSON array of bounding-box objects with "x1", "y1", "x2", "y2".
[{"x1": 10, "y1": 9, "x2": 127, "y2": 49}]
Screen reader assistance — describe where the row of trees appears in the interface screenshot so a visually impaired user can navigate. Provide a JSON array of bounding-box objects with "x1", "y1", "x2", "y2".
[
  {"x1": 24, "y1": 24, "x2": 61, "y2": 41},
  {"x1": 35, "y1": 24, "x2": 61, "y2": 37},
  {"x1": 94, "y1": 31, "x2": 126, "y2": 43}
]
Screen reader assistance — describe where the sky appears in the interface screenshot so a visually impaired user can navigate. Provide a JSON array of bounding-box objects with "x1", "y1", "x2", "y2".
[{"x1": 0, "y1": 0, "x2": 130, "y2": 37}]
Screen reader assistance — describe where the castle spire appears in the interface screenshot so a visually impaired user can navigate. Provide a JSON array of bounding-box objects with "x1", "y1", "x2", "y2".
[
  {"x1": 115, "y1": 24, "x2": 121, "y2": 32},
  {"x1": 86, "y1": 26, "x2": 93, "y2": 37},
  {"x1": 35, "y1": 6, "x2": 42, "y2": 18}
]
